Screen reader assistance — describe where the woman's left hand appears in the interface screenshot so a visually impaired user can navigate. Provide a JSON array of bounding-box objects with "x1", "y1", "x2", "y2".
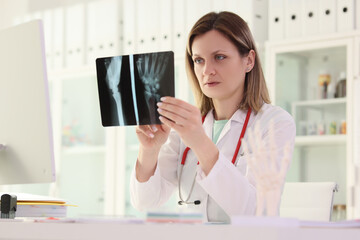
[{"x1": 157, "y1": 96, "x2": 206, "y2": 149}]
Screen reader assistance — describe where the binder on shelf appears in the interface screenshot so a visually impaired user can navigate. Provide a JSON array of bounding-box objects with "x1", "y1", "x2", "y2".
[
  {"x1": 212, "y1": 0, "x2": 226, "y2": 13},
  {"x1": 137, "y1": 0, "x2": 160, "y2": 53},
  {"x1": 173, "y1": 0, "x2": 186, "y2": 56},
  {"x1": 53, "y1": 7, "x2": 64, "y2": 70},
  {"x1": 357, "y1": 0, "x2": 360, "y2": 30},
  {"x1": 185, "y1": 0, "x2": 199, "y2": 34},
  {"x1": 159, "y1": 0, "x2": 172, "y2": 51},
  {"x1": 302, "y1": 0, "x2": 319, "y2": 36},
  {"x1": 86, "y1": 0, "x2": 120, "y2": 65},
  {"x1": 269, "y1": 0, "x2": 285, "y2": 41},
  {"x1": 238, "y1": 0, "x2": 268, "y2": 43},
  {"x1": 285, "y1": 0, "x2": 302, "y2": 38},
  {"x1": 42, "y1": 9, "x2": 53, "y2": 70},
  {"x1": 337, "y1": 0, "x2": 355, "y2": 32},
  {"x1": 65, "y1": 3, "x2": 85, "y2": 68},
  {"x1": 122, "y1": 0, "x2": 136, "y2": 54},
  {"x1": 211, "y1": 0, "x2": 243, "y2": 16},
  {"x1": 319, "y1": 0, "x2": 337, "y2": 34},
  {"x1": 186, "y1": 0, "x2": 212, "y2": 36}
]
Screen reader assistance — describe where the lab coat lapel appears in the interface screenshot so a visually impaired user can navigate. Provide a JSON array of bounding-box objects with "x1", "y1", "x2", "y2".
[
  {"x1": 216, "y1": 109, "x2": 246, "y2": 144},
  {"x1": 203, "y1": 109, "x2": 214, "y2": 139}
]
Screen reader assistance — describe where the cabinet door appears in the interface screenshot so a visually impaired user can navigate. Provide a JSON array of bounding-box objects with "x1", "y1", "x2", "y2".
[
  {"x1": 58, "y1": 73, "x2": 106, "y2": 217},
  {"x1": 266, "y1": 37, "x2": 355, "y2": 219}
]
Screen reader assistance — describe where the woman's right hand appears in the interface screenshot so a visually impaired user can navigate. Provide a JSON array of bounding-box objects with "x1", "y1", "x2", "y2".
[
  {"x1": 135, "y1": 124, "x2": 171, "y2": 182},
  {"x1": 135, "y1": 124, "x2": 171, "y2": 150}
]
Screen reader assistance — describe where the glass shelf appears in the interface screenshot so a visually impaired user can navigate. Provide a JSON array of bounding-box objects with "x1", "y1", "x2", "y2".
[
  {"x1": 292, "y1": 97, "x2": 346, "y2": 108},
  {"x1": 62, "y1": 145, "x2": 106, "y2": 155},
  {"x1": 295, "y1": 135, "x2": 346, "y2": 146}
]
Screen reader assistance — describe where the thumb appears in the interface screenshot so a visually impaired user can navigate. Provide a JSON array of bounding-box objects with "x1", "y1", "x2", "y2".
[{"x1": 159, "y1": 123, "x2": 171, "y2": 133}]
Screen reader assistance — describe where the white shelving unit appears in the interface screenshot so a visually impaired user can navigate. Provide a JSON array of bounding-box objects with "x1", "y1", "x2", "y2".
[{"x1": 266, "y1": 30, "x2": 360, "y2": 219}]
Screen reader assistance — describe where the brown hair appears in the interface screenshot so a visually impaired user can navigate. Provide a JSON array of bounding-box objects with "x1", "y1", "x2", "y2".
[{"x1": 185, "y1": 11, "x2": 270, "y2": 115}]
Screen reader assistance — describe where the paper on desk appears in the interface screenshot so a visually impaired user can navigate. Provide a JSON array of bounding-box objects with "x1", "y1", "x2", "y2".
[{"x1": 0, "y1": 192, "x2": 66, "y2": 204}]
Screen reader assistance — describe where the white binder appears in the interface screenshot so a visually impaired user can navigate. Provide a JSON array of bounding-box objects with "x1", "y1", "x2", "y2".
[
  {"x1": 173, "y1": 0, "x2": 186, "y2": 57},
  {"x1": 53, "y1": 7, "x2": 64, "y2": 69},
  {"x1": 285, "y1": 0, "x2": 302, "y2": 38},
  {"x1": 86, "y1": 0, "x2": 120, "y2": 65},
  {"x1": 302, "y1": 0, "x2": 319, "y2": 36},
  {"x1": 357, "y1": 0, "x2": 360, "y2": 30},
  {"x1": 42, "y1": 10, "x2": 53, "y2": 70},
  {"x1": 269, "y1": 0, "x2": 285, "y2": 41},
  {"x1": 337, "y1": 0, "x2": 355, "y2": 32},
  {"x1": 137, "y1": 0, "x2": 160, "y2": 53},
  {"x1": 212, "y1": 0, "x2": 242, "y2": 16},
  {"x1": 319, "y1": 0, "x2": 337, "y2": 34},
  {"x1": 65, "y1": 4, "x2": 85, "y2": 68},
  {"x1": 123, "y1": 0, "x2": 136, "y2": 54},
  {"x1": 159, "y1": 0, "x2": 172, "y2": 52},
  {"x1": 235, "y1": 0, "x2": 267, "y2": 42}
]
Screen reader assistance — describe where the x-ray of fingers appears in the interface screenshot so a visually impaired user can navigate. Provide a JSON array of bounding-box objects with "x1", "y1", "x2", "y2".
[{"x1": 96, "y1": 51, "x2": 174, "y2": 126}]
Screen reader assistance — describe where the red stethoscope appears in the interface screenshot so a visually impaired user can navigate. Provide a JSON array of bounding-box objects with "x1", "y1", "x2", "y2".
[{"x1": 178, "y1": 108, "x2": 252, "y2": 205}]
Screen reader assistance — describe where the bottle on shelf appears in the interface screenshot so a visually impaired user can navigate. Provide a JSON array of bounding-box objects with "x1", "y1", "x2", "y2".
[
  {"x1": 340, "y1": 120, "x2": 346, "y2": 134},
  {"x1": 335, "y1": 71, "x2": 346, "y2": 98},
  {"x1": 329, "y1": 121, "x2": 337, "y2": 135},
  {"x1": 318, "y1": 70, "x2": 331, "y2": 99},
  {"x1": 327, "y1": 81, "x2": 335, "y2": 99}
]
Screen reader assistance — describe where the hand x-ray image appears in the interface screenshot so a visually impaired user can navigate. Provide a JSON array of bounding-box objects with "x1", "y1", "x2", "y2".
[{"x1": 96, "y1": 51, "x2": 174, "y2": 126}]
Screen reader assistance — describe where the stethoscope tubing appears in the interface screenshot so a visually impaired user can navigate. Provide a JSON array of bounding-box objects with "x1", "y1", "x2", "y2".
[{"x1": 177, "y1": 108, "x2": 252, "y2": 205}]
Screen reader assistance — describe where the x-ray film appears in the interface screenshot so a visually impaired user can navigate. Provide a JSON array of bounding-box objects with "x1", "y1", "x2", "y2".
[{"x1": 96, "y1": 51, "x2": 174, "y2": 126}]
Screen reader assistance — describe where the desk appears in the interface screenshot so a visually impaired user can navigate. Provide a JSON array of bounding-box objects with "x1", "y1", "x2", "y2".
[{"x1": 0, "y1": 222, "x2": 359, "y2": 240}]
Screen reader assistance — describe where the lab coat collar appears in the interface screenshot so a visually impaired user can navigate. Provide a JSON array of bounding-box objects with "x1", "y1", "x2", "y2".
[{"x1": 203, "y1": 108, "x2": 251, "y2": 144}]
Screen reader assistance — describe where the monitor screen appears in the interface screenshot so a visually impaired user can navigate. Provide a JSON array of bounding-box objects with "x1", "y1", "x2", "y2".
[
  {"x1": 0, "y1": 20, "x2": 55, "y2": 185},
  {"x1": 96, "y1": 51, "x2": 174, "y2": 126}
]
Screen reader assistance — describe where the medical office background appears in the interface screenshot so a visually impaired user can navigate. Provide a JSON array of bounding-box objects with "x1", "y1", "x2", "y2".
[{"x1": 0, "y1": 0, "x2": 360, "y2": 221}]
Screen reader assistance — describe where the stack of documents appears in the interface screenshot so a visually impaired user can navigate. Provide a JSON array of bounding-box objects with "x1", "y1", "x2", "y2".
[{"x1": 0, "y1": 192, "x2": 74, "y2": 218}]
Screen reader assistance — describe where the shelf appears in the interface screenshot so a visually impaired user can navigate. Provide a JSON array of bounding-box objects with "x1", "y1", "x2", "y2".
[
  {"x1": 62, "y1": 145, "x2": 106, "y2": 155},
  {"x1": 292, "y1": 98, "x2": 346, "y2": 107},
  {"x1": 295, "y1": 135, "x2": 346, "y2": 146}
]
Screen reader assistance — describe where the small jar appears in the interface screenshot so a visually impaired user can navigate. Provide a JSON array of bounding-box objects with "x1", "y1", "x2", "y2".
[
  {"x1": 317, "y1": 121, "x2": 326, "y2": 135},
  {"x1": 340, "y1": 120, "x2": 346, "y2": 134},
  {"x1": 329, "y1": 121, "x2": 337, "y2": 135},
  {"x1": 299, "y1": 121, "x2": 307, "y2": 136},
  {"x1": 307, "y1": 121, "x2": 317, "y2": 135}
]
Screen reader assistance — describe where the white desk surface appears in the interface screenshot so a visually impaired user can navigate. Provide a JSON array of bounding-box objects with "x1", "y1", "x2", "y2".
[{"x1": 0, "y1": 221, "x2": 359, "y2": 240}]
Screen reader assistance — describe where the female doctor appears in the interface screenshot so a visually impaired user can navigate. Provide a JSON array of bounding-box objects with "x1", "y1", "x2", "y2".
[{"x1": 130, "y1": 11, "x2": 296, "y2": 223}]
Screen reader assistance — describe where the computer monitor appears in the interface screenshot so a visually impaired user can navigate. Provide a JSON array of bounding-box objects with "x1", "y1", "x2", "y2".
[{"x1": 0, "y1": 20, "x2": 55, "y2": 185}]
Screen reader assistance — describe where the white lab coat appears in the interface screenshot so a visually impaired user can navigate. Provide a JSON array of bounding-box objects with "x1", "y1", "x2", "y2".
[{"x1": 130, "y1": 103, "x2": 296, "y2": 223}]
